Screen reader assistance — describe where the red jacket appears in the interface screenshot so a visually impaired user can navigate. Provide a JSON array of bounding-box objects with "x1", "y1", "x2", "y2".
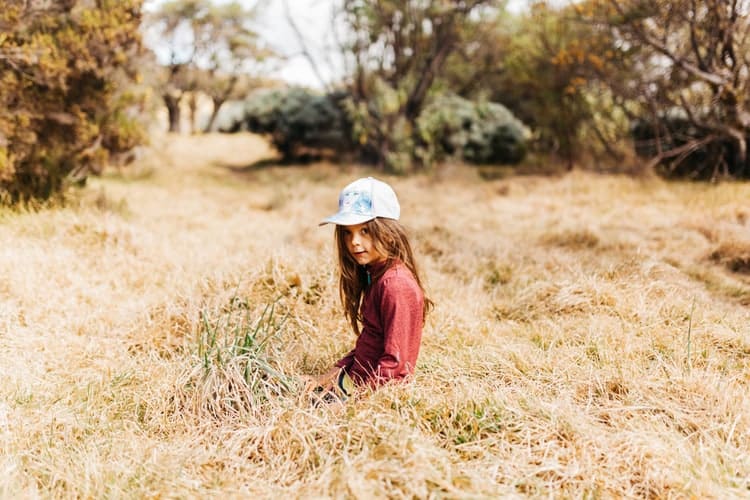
[{"x1": 336, "y1": 260, "x2": 425, "y2": 387}]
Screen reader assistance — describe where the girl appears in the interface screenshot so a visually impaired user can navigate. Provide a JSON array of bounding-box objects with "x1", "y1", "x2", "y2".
[{"x1": 311, "y1": 177, "x2": 433, "y2": 399}]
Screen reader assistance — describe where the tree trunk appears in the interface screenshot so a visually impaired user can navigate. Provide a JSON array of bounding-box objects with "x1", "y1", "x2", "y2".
[
  {"x1": 404, "y1": 19, "x2": 457, "y2": 123},
  {"x1": 204, "y1": 97, "x2": 225, "y2": 133},
  {"x1": 187, "y1": 92, "x2": 197, "y2": 135},
  {"x1": 163, "y1": 93, "x2": 182, "y2": 133}
]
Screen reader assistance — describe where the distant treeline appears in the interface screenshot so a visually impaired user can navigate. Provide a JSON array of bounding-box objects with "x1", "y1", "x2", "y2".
[{"x1": 3, "y1": 0, "x2": 750, "y2": 203}]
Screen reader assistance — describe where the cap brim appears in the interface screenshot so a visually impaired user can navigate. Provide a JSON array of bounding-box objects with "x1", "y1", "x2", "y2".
[{"x1": 318, "y1": 213, "x2": 375, "y2": 226}]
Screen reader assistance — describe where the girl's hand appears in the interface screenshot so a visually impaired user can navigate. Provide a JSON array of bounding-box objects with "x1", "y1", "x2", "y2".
[{"x1": 304, "y1": 366, "x2": 341, "y2": 392}]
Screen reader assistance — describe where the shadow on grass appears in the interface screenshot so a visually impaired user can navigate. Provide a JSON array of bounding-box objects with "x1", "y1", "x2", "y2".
[
  {"x1": 213, "y1": 153, "x2": 337, "y2": 175},
  {"x1": 213, "y1": 157, "x2": 283, "y2": 173}
]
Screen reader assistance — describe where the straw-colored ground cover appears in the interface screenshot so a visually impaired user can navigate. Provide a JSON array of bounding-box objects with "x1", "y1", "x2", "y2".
[{"x1": 1, "y1": 133, "x2": 748, "y2": 498}]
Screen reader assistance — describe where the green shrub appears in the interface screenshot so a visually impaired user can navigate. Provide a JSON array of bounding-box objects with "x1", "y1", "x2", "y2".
[
  {"x1": 0, "y1": 1, "x2": 147, "y2": 204},
  {"x1": 228, "y1": 87, "x2": 352, "y2": 160},
  {"x1": 225, "y1": 87, "x2": 528, "y2": 170},
  {"x1": 418, "y1": 93, "x2": 528, "y2": 166},
  {"x1": 176, "y1": 297, "x2": 294, "y2": 420}
]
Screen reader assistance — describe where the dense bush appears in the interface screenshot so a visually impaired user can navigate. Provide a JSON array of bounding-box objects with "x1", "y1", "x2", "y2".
[
  {"x1": 418, "y1": 94, "x2": 528, "y2": 165},
  {"x1": 631, "y1": 111, "x2": 750, "y2": 180},
  {"x1": 0, "y1": 1, "x2": 147, "y2": 203},
  {"x1": 224, "y1": 87, "x2": 528, "y2": 168},
  {"x1": 226, "y1": 88, "x2": 352, "y2": 160}
]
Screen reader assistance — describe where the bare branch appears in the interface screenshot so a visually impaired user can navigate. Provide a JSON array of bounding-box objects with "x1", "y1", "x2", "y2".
[
  {"x1": 642, "y1": 32, "x2": 729, "y2": 86},
  {"x1": 607, "y1": 0, "x2": 729, "y2": 87},
  {"x1": 283, "y1": 0, "x2": 331, "y2": 91},
  {"x1": 645, "y1": 135, "x2": 716, "y2": 171}
]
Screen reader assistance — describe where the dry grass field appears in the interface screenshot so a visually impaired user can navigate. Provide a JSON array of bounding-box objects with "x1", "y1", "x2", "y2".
[{"x1": 1, "y1": 132, "x2": 749, "y2": 498}]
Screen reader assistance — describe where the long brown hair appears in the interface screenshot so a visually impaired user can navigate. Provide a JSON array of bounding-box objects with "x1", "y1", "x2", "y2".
[{"x1": 335, "y1": 218, "x2": 433, "y2": 335}]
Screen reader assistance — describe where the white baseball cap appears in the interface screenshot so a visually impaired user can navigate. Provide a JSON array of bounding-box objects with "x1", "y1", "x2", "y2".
[{"x1": 319, "y1": 177, "x2": 400, "y2": 226}]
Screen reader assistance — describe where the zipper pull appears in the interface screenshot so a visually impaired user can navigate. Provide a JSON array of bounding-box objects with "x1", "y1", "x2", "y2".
[{"x1": 366, "y1": 269, "x2": 371, "y2": 286}]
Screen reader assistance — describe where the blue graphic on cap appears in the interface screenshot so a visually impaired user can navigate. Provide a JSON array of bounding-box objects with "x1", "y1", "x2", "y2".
[{"x1": 340, "y1": 190, "x2": 372, "y2": 215}]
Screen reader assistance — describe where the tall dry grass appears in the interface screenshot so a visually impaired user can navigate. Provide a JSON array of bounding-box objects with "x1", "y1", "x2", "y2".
[{"x1": 1, "y1": 132, "x2": 748, "y2": 498}]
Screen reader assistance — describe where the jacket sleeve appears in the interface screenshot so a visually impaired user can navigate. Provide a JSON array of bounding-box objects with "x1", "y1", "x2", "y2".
[
  {"x1": 371, "y1": 273, "x2": 424, "y2": 386},
  {"x1": 335, "y1": 349, "x2": 355, "y2": 370}
]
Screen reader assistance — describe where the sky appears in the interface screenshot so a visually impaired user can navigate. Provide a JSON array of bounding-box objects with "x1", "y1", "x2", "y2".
[
  {"x1": 255, "y1": 0, "x2": 344, "y2": 88},
  {"x1": 144, "y1": 0, "x2": 532, "y2": 89}
]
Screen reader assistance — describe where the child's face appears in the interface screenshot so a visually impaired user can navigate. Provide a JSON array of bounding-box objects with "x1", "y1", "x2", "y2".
[{"x1": 342, "y1": 222, "x2": 386, "y2": 266}]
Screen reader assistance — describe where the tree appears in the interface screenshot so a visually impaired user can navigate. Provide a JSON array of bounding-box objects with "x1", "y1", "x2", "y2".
[
  {"x1": 337, "y1": 0, "x2": 495, "y2": 172},
  {"x1": 0, "y1": 0, "x2": 146, "y2": 203},
  {"x1": 439, "y1": 11, "x2": 510, "y2": 99},
  {"x1": 142, "y1": 0, "x2": 199, "y2": 132},
  {"x1": 448, "y1": 2, "x2": 626, "y2": 168},
  {"x1": 143, "y1": 0, "x2": 274, "y2": 133},
  {"x1": 581, "y1": 0, "x2": 750, "y2": 178}
]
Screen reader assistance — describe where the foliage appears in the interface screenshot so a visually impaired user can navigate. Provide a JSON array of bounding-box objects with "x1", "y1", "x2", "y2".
[
  {"x1": 460, "y1": 2, "x2": 627, "y2": 168},
  {"x1": 439, "y1": 11, "x2": 510, "y2": 99},
  {"x1": 417, "y1": 93, "x2": 528, "y2": 165},
  {"x1": 178, "y1": 297, "x2": 293, "y2": 419},
  {"x1": 338, "y1": 0, "x2": 494, "y2": 172},
  {"x1": 343, "y1": 77, "x2": 416, "y2": 173},
  {"x1": 579, "y1": 0, "x2": 750, "y2": 179},
  {"x1": 231, "y1": 87, "x2": 353, "y2": 160},
  {"x1": 227, "y1": 85, "x2": 528, "y2": 168},
  {"x1": 0, "y1": 0, "x2": 147, "y2": 203}
]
